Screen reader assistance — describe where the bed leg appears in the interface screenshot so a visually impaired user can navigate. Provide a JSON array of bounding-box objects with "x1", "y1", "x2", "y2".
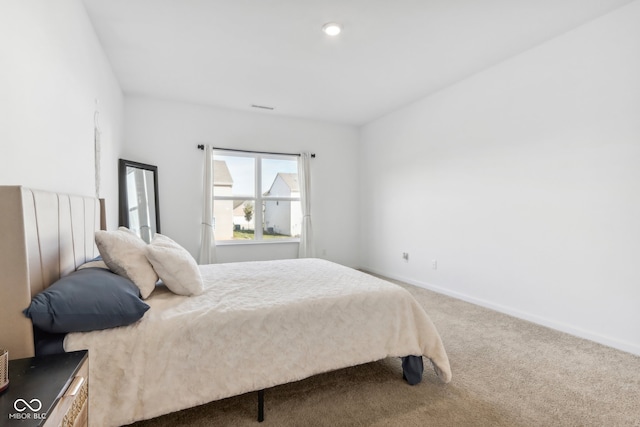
[{"x1": 257, "y1": 389, "x2": 265, "y2": 422}]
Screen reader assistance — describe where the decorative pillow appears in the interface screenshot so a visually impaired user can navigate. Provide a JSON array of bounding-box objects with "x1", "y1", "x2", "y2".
[
  {"x1": 95, "y1": 227, "x2": 158, "y2": 299},
  {"x1": 77, "y1": 255, "x2": 109, "y2": 271},
  {"x1": 23, "y1": 268, "x2": 150, "y2": 333},
  {"x1": 145, "y1": 234, "x2": 204, "y2": 296}
]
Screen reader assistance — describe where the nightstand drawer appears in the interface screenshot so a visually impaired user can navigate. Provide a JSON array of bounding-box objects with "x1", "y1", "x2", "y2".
[
  {"x1": 44, "y1": 356, "x2": 88, "y2": 427},
  {"x1": 0, "y1": 351, "x2": 88, "y2": 427}
]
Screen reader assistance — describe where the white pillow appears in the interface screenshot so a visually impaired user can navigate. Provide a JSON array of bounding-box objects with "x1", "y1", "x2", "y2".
[
  {"x1": 95, "y1": 227, "x2": 158, "y2": 299},
  {"x1": 145, "y1": 234, "x2": 204, "y2": 296}
]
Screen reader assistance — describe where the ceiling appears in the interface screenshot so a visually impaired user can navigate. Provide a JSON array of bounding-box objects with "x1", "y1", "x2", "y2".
[{"x1": 82, "y1": 0, "x2": 633, "y2": 126}]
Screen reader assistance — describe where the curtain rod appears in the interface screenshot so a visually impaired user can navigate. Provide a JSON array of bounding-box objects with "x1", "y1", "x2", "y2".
[{"x1": 197, "y1": 144, "x2": 315, "y2": 158}]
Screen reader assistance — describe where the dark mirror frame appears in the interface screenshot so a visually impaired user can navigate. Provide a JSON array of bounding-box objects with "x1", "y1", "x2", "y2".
[{"x1": 118, "y1": 159, "x2": 161, "y2": 236}]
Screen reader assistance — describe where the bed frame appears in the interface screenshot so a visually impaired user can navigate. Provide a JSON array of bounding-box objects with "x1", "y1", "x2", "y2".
[
  {"x1": 0, "y1": 186, "x2": 101, "y2": 360},
  {"x1": 0, "y1": 186, "x2": 428, "y2": 424},
  {"x1": 0, "y1": 186, "x2": 274, "y2": 421}
]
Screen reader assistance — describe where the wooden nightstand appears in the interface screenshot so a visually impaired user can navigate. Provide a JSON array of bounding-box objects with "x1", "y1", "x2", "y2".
[{"x1": 0, "y1": 350, "x2": 88, "y2": 427}]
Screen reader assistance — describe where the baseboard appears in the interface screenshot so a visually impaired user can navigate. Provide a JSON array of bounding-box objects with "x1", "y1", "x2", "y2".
[{"x1": 362, "y1": 267, "x2": 640, "y2": 357}]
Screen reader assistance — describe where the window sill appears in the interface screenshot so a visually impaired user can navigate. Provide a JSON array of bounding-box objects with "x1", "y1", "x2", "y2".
[{"x1": 215, "y1": 239, "x2": 300, "y2": 246}]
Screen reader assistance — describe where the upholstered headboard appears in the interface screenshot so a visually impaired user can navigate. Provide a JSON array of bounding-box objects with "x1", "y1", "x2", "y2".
[{"x1": 0, "y1": 186, "x2": 100, "y2": 360}]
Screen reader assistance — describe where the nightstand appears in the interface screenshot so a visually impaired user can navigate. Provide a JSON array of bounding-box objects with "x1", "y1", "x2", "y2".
[{"x1": 0, "y1": 350, "x2": 88, "y2": 427}]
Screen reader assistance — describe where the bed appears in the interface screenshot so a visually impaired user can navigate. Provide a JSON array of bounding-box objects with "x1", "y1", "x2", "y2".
[{"x1": 0, "y1": 186, "x2": 451, "y2": 426}]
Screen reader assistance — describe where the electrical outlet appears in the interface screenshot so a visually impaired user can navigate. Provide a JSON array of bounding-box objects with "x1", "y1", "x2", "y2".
[
  {"x1": 432, "y1": 259, "x2": 437, "y2": 270},
  {"x1": 402, "y1": 252, "x2": 409, "y2": 262}
]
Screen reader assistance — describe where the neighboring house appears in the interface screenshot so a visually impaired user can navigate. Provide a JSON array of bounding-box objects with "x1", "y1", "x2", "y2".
[
  {"x1": 263, "y1": 173, "x2": 301, "y2": 237},
  {"x1": 212, "y1": 160, "x2": 234, "y2": 240},
  {"x1": 233, "y1": 201, "x2": 255, "y2": 231}
]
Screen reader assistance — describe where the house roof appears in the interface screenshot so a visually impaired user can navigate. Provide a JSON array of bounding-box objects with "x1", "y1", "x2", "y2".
[
  {"x1": 213, "y1": 160, "x2": 233, "y2": 187},
  {"x1": 264, "y1": 173, "x2": 299, "y2": 195}
]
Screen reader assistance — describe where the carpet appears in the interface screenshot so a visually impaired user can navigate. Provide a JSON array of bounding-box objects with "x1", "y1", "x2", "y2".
[{"x1": 128, "y1": 276, "x2": 640, "y2": 426}]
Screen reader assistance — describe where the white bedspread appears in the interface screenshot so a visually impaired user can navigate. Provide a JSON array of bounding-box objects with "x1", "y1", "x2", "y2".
[{"x1": 64, "y1": 258, "x2": 451, "y2": 426}]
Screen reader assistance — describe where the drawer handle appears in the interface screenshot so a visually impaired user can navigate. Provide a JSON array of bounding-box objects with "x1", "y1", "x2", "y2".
[
  {"x1": 66, "y1": 376, "x2": 85, "y2": 397},
  {"x1": 62, "y1": 378, "x2": 88, "y2": 427}
]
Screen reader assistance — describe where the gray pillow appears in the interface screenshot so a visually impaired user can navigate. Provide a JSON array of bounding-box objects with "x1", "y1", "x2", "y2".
[
  {"x1": 77, "y1": 255, "x2": 109, "y2": 271},
  {"x1": 23, "y1": 268, "x2": 150, "y2": 333}
]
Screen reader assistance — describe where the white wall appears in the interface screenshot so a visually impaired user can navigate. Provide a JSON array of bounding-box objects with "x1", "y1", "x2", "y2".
[
  {"x1": 124, "y1": 96, "x2": 360, "y2": 266},
  {"x1": 0, "y1": 0, "x2": 124, "y2": 228},
  {"x1": 359, "y1": 2, "x2": 640, "y2": 355}
]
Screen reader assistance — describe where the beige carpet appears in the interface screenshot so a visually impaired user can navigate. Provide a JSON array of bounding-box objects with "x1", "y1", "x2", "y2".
[{"x1": 129, "y1": 276, "x2": 640, "y2": 427}]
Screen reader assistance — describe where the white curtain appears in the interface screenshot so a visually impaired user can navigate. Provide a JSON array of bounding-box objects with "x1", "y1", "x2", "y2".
[
  {"x1": 198, "y1": 145, "x2": 217, "y2": 264},
  {"x1": 298, "y1": 152, "x2": 314, "y2": 258}
]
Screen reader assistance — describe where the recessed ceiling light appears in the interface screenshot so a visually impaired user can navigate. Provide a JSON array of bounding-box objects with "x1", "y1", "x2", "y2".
[{"x1": 322, "y1": 22, "x2": 342, "y2": 36}]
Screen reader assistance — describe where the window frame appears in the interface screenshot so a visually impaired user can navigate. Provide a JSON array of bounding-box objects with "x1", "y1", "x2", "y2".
[{"x1": 212, "y1": 150, "x2": 301, "y2": 244}]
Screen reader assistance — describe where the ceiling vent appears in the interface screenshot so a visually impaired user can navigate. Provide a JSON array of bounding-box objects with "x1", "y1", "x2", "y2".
[{"x1": 251, "y1": 104, "x2": 275, "y2": 110}]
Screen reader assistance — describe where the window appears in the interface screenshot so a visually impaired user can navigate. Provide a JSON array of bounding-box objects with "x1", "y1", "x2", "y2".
[{"x1": 212, "y1": 151, "x2": 301, "y2": 242}]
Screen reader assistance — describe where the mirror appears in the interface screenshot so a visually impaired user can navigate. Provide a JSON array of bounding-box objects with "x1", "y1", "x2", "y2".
[{"x1": 118, "y1": 159, "x2": 160, "y2": 243}]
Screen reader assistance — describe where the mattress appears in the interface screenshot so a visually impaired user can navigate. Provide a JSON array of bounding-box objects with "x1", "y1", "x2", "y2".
[{"x1": 65, "y1": 258, "x2": 451, "y2": 426}]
